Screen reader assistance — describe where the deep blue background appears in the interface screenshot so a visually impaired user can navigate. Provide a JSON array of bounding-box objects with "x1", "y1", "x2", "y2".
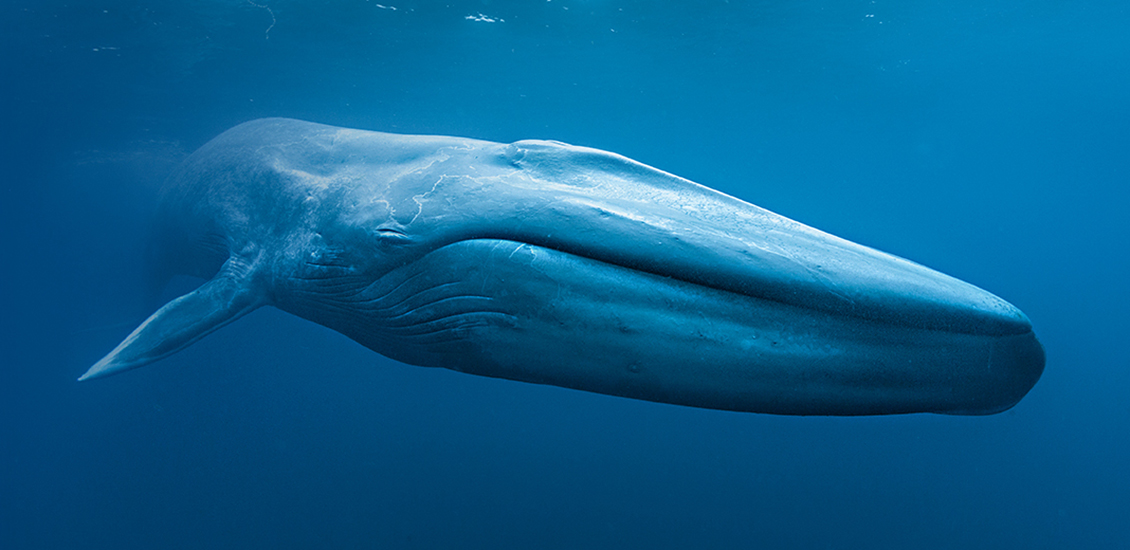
[{"x1": 2, "y1": 1, "x2": 1127, "y2": 548}]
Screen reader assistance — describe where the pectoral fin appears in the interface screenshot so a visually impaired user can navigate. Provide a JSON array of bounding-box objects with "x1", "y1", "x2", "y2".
[{"x1": 78, "y1": 266, "x2": 263, "y2": 381}]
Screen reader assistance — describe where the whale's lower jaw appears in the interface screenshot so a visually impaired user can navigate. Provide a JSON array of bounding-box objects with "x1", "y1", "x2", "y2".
[{"x1": 281, "y1": 239, "x2": 1044, "y2": 416}]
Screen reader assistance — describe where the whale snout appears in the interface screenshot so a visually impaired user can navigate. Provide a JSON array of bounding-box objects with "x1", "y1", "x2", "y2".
[
  {"x1": 734, "y1": 238, "x2": 1046, "y2": 415},
  {"x1": 800, "y1": 243, "x2": 1045, "y2": 414},
  {"x1": 974, "y1": 329, "x2": 1045, "y2": 414}
]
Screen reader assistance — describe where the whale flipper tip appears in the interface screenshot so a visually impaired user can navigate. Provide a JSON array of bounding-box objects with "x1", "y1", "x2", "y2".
[{"x1": 77, "y1": 262, "x2": 263, "y2": 381}]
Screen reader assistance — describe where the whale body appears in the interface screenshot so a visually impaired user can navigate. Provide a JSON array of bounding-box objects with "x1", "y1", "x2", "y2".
[{"x1": 80, "y1": 118, "x2": 1044, "y2": 415}]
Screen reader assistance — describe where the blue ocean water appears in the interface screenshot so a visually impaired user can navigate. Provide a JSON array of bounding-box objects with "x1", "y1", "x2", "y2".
[{"x1": 2, "y1": 0, "x2": 1127, "y2": 548}]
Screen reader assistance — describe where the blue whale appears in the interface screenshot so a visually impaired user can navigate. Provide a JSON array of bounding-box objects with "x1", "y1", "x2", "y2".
[{"x1": 80, "y1": 118, "x2": 1043, "y2": 415}]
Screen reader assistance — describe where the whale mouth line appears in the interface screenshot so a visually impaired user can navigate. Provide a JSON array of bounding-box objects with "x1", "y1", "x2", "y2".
[{"x1": 448, "y1": 237, "x2": 1029, "y2": 339}]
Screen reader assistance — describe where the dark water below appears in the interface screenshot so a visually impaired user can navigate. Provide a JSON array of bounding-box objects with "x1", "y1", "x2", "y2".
[{"x1": 2, "y1": 1, "x2": 1128, "y2": 548}]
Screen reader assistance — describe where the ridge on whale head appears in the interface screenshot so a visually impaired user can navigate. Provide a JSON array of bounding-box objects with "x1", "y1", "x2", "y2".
[{"x1": 80, "y1": 118, "x2": 1044, "y2": 415}]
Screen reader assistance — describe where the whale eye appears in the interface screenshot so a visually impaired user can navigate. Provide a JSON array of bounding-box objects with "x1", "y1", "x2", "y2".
[{"x1": 375, "y1": 227, "x2": 411, "y2": 245}]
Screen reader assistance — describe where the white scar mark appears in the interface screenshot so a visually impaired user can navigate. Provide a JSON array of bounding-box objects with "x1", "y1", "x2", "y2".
[
  {"x1": 507, "y1": 243, "x2": 527, "y2": 261},
  {"x1": 407, "y1": 176, "x2": 447, "y2": 225}
]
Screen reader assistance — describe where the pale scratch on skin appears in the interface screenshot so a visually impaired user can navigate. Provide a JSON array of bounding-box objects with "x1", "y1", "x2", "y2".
[
  {"x1": 408, "y1": 176, "x2": 448, "y2": 225},
  {"x1": 507, "y1": 243, "x2": 527, "y2": 262},
  {"x1": 775, "y1": 241, "x2": 859, "y2": 308}
]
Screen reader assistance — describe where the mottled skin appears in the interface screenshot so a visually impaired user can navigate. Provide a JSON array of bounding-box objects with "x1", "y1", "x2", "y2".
[{"x1": 81, "y1": 118, "x2": 1044, "y2": 415}]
